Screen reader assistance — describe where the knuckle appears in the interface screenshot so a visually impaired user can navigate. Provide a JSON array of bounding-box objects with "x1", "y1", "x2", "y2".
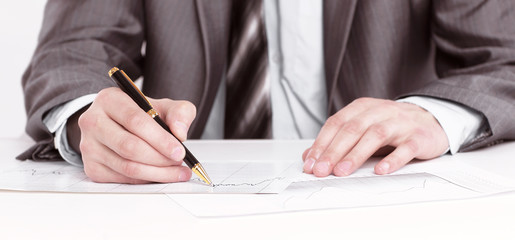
[
  {"x1": 125, "y1": 111, "x2": 147, "y2": 130},
  {"x1": 318, "y1": 155, "x2": 335, "y2": 165},
  {"x1": 79, "y1": 139, "x2": 91, "y2": 155},
  {"x1": 382, "y1": 99, "x2": 397, "y2": 106},
  {"x1": 352, "y1": 97, "x2": 372, "y2": 105},
  {"x1": 78, "y1": 112, "x2": 97, "y2": 131},
  {"x1": 396, "y1": 111, "x2": 409, "y2": 120},
  {"x1": 414, "y1": 127, "x2": 431, "y2": 139},
  {"x1": 175, "y1": 101, "x2": 197, "y2": 118},
  {"x1": 341, "y1": 121, "x2": 363, "y2": 135},
  {"x1": 96, "y1": 88, "x2": 117, "y2": 102},
  {"x1": 95, "y1": 89, "x2": 109, "y2": 101},
  {"x1": 325, "y1": 115, "x2": 345, "y2": 128},
  {"x1": 342, "y1": 154, "x2": 357, "y2": 163},
  {"x1": 184, "y1": 101, "x2": 197, "y2": 114},
  {"x1": 120, "y1": 161, "x2": 140, "y2": 178},
  {"x1": 160, "y1": 136, "x2": 177, "y2": 156},
  {"x1": 311, "y1": 145, "x2": 324, "y2": 154},
  {"x1": 175, "y1": 100, "x2": 190, "y2": 111},
  {"x1": 369, "y1": 124, "x2": 390, "y2": 141},
  {"x1": 382, "y1": 102, "x2": 398, "y2": 113},
  {"x1": 306, "y1": 145, "x2": 324, "y2": 159},
  {"x1": 404, "y1": 140, "x2": 420, "y2": 155},
  {"x1": 116, "y1": 137, "x2": 138, "y2": 160}
]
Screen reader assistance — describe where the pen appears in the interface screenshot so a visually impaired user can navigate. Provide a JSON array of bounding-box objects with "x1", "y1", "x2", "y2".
[{"x1": 108, "y1": 67, "x2": 212, "y2": 185}]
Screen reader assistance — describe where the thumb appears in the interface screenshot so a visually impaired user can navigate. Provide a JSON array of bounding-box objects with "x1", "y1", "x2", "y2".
[{"x1": 149, "y1": 98, "x2": 197, "y2": 141}]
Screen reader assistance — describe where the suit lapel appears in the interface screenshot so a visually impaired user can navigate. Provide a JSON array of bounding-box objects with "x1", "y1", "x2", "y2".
[
  {"x1": 192, "y1": 0, "x2": 231, "y2": 138},
  {"x1": 323, "y1": 0, "x2": 357, "y2": 113},
  {"x1": 191, "y1": 0, "x2": 356, "y2": 134}
]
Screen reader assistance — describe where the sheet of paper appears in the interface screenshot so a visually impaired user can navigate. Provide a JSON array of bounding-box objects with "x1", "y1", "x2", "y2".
[
  {"x1": 0, "y1": 160, "x2": 298, "y2": 193},
  {"x1": 4, "y1": 138, "x2": 515, "y2": 217},
  {"x1": 168, "y1": 159, "x2": 515, "y2": 217}
]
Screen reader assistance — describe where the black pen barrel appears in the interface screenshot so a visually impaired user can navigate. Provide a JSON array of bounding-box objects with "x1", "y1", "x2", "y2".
[
  {"x1": 153, "y1": 115, "x2": 197, "y2": 168},
  {"x1": 109, "y1": 67, "x2": 198, "y2": 167},
  {"x1": 108, "y1": 67, "x2": 210, "y2": 185},
  {"x1": 109, "y1": 69, "x2": 153, "y2": 113}
]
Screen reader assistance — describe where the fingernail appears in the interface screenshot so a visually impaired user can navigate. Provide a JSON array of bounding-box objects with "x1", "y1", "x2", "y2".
[
  {"x1": 312, "y1": 148, "x2": 322, "y2": 159},
  {"x1": 178, "y1": 170, "x2": 189, "y2": 182},
  {"x1": 171, "y1": 146, "x2": 184, "y2": 160},
  {"x1": 336, "y1": 161, "x2": 353, "y2": 176},
  {"x1": 304, "y1": 149, "x2": 312, "y2": 160},
  {"x1": 174, "y1": 121, "x2": 188, "y2": 137},
  {"x1": 314, "y1": 161, "x2": 331, "y2": 176},
  {"x1": 378, "y1": 162, "x2": 390, "y2": 174},
  {"x1": 303, "y1": 158, "x2": 316, "y2": 173}
]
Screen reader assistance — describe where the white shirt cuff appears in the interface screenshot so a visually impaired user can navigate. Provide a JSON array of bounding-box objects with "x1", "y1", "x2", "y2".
[
  {"x1": 43, "y1": 94, "x2": 97, "y2": 166},
  {"x1": 397, "y1": 96, "x2": 484, "y2": 155}
]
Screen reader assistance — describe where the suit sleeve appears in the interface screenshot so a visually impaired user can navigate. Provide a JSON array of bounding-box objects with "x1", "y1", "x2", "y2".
[
  {"x1": 19, "y1": 0, "x2": 145, "y2": 161},
  {"x1": 402, "y1": 0, "x2": 515, "y2": 151}
]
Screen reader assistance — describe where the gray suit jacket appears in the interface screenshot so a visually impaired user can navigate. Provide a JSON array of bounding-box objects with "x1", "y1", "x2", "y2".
[{"x1": 20, "y1": 0, "x2": 515, "y2": 161}]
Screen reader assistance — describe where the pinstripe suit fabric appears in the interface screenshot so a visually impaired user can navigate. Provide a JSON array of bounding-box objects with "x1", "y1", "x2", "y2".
[{"x1": 20, "y1": 0, "x2": 515, "y2": 160}]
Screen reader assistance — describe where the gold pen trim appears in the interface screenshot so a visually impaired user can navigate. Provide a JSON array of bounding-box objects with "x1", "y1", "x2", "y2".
[
  {"x1": 109, "y1": 66, "x2": 212, "y2": 186},
  {"x1": 108, "y1": 67, "x2": 119, "y2": 77},
  {"x1": 147, "y1": 109, "x2": 159, "y2": 118},
  {"x1": 192, "y1": 163, "x2": 212, "y2": 185}
]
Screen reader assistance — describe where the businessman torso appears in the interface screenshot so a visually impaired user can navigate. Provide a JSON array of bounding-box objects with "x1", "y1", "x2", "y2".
[
  {"x1": 22, "y1": 0, "x2": 515, "y2": 160},
  {"x1": 138, "y1": 0, "x2": 436, "y2": 137}
]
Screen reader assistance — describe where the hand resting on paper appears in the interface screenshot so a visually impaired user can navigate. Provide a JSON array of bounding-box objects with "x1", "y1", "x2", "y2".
[{"x1": 302, "y1": 97, "x2": 449, "y2": 177}]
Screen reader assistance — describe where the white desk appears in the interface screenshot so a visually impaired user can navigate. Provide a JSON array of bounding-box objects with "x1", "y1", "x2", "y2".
[{"x1": 1, "y1": 136, "x2": 515, "y2": 240}]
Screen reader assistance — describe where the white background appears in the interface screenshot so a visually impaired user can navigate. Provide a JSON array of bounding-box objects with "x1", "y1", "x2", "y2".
[
  {"x1": 1, "y1": 3, "x2": 515, "y2": 239},
  {"x1": 0, "y1": 2, "x2": 46, "y2": 138}
]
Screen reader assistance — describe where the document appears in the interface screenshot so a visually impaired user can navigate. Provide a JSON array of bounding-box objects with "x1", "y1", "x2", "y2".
[
  {"x1": 3, "y1": 138, "x2": 515, "y2": 217},
  {"x1": 168, "y1": 158, "x2": 515, "y2": 217},
  {"x1": 0, "y1": 160, "x2": 298, "y2": 193}
]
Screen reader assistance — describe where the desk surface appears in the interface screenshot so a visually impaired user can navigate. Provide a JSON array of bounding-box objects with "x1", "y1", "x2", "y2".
[{"x1": 1, "y1": 136, "x2": 515, "y2": 240}]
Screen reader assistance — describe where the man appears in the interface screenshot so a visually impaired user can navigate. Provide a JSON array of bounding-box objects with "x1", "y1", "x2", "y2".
[{"x1": 20, "y1": 0, "x2": 515, "y2": 184}]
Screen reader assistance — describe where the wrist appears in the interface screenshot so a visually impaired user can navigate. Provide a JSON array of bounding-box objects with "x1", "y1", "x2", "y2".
[{"x1": 66, "y1": 105, "x2": 89, "y2": 154}]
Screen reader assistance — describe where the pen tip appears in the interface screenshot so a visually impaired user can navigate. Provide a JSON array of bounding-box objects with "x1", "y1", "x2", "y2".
[
  {"x1": 192, "y1": 163, "x2": 212, "y2": 186},
  {"x1": 206, "y1": 178, "x2": 213, "y2": 187}
]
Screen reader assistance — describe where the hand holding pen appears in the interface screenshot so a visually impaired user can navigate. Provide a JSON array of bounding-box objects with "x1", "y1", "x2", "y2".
[{"x1": 76, "y1": 68, "x2": 210, "y2": 184}]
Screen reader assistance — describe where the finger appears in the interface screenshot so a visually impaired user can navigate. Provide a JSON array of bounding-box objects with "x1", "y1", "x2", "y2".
[
  {"x1": 332, "y1": 120, "x2": 398, "y2": 177},
  {"x1": 374, "y1": 139, "x2": 420, "y2": 175},
  {"x1": 84, "y1": 161, "x2": 150, "y2": 184},
  {"x1": 97, "y1": 142, "x2": 193, "y2": 183},
  {"x1": 310, "y1": 107, "x2": 392, "y2": 177},
  {"x1": 302, "y1": 147, "x2": 315, "y2": 173},
  {"x1": 95, "y1": 115, "x2": 183, "y2": 166},
  {"x1": 152, "y1": 99, "x2": 197, "y2": 142},
  {"x1": 80, "y1": 136, "x2": 150, "y2": 184},
  {"x1": 307, "y1": 101, "x2": 367, "y2": 154},
  {"x1": 303, "y1": 104, "x2": 368, "y2": 173},
  {"x1": 97, "y1": 88, "x2": 186, "y2": 162},
  {"x1": 302, "y1": 147, "x2": 311, "y2": 162},
  {"x1": 309, "y1": 120, "x2": 365, "y2": 176}
]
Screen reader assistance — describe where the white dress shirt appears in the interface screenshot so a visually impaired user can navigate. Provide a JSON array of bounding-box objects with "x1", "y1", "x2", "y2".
[{"x1": 44, "y1": 0, "x2": 484, "y2": 166}]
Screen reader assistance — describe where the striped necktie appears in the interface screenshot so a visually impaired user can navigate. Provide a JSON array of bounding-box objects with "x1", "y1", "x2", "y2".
[{"x1": 224, "y1": 0, "x2": 271, "y2": 139}]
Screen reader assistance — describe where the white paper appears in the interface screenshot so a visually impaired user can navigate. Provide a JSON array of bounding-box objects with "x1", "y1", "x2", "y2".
[
  {"x1": 0, "y1": 160, "x2": 298, "y2": 193},
  {"x1": 4, "y1": 138, "x2": 515, "y2": 217},
  {"x1": 168, "y1": 159, "x2": 515, "y2": 217}
]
